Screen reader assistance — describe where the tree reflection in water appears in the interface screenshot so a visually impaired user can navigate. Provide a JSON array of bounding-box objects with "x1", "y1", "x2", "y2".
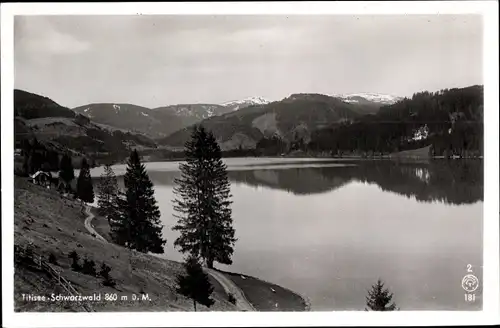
[
  {"x1": 227, "y1": 159, "x2": 483, "y2": 205},
  {"x1": 101, "y1": 159, "x2": 483, "y2": 206}
]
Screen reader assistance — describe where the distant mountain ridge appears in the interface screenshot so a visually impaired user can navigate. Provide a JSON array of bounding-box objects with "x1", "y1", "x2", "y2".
[
  {"x1": 159, "y1": 86, "x2": 482, "y2": 158},
  {"x1": 72, "y1": 93, "x2": 399, "y2": 141},
  {"x1": 73, "y1": 103, "x2": 181, "y2": 138},
  {"x1": 15, "y1": 86, "x2": 481, "y2": 160},
  {"x1": 73, "y1": 97, "x2": 272, "y2": 138},
  {"x1": 152, "y1": 104, "x2": 230, "y2": 123},
  {"x1": 159, "y1": 93, "x2": 363, "y2": 150},
  {"x1": 14, "y1": 90, "x2": 157, "y2": 162}
]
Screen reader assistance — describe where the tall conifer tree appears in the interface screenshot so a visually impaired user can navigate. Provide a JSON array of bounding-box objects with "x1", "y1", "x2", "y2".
[
  {"x1": 110, "y1": 150, "x2": 166, "y2": 254},
  {"x1": 59, "y1": 153, "x2": 75, "y2": 191},
  {"x1": 76, "y1": 158, "x2": 94, "y2": 203}
]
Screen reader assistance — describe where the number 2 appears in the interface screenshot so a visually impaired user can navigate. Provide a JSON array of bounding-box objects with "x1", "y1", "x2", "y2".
[{"x1": 467, "y1": 264, "x2": 473, "y2": 272}]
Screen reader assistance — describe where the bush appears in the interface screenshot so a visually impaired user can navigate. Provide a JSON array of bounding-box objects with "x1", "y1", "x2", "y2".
[
  {"x1": 68, "y1": 250, "x2": 81, "y2": 271},
  {"x1": 82, "y1": 258, "x2": 97, "y2": 276},
  {"x1": 68, "y1": 250, "x2": 78, "y2": 260},
  {"x1": 228, "y1": 293, "x2": 237, "y2": 305},
  {"x1": 100, "y1": 262, "x2": 116, "y2": 287},
  {"x1": 103, "y1": 277, "x2": 116, "y2": 287},
  {"x1": 99, "y1": 262, "x2": 111, "y2": 279},
  {"x1": 48, "y1": 252, "x2": 58, "y2": 265}
]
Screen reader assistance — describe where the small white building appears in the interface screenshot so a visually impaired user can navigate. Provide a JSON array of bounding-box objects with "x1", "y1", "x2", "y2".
[
  {"x1": 412, "y1": 125, "x2": 429, "y2": 141},
  {"x1": 30, "y1": 171, "x2": 52, "y2": 186}
]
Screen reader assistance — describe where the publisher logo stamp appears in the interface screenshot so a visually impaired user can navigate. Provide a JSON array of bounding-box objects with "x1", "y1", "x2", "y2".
[{"x1": 461, "y1": 274, "x2": 479, "y2": 293}]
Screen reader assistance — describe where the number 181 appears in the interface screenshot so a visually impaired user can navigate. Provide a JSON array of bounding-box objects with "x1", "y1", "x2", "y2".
[{"x1": 465, "y1": 294, "x2": 476, "y2": 302}]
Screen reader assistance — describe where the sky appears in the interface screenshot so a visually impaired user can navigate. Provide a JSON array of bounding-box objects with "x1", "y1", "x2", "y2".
[{"x1": 14, "y1": 15, "x2": 483, "y2": 108}]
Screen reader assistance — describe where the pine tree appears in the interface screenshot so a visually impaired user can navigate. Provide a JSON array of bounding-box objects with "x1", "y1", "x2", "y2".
[
  {"x1": 97, "y1": 164, "x2": 119, "y2": 221},
  {"x1": 76, "y1": 158, "x2": 95, "y2": 203},
  {"x1": 27, "y1": 137, "x2": 44, "y2": 175},
  {"x1": 68, "y1": 250, "x2": 81, "y2": 271},
  {"x1": 110, "y1": 150, "x2": 166, "y2": 254},
  {"x1": 109, "y1": 190, "x2": 130, "y2": 246},
  {"x1": 173, "y1": 125, "x2": 237, "y2": 269},
  {"x1": 28, "y1": 150, "x2": 42, "y2": 174},
  {"x1": 99, "y1": 262, "x2": 116, "y2": 287},
  {"x1": 176, "y1": 255, "x2": 215, "y2": 311},
  {"x1": 21, "y1": 139, "x2": 32, "y2": 176},
  {"x1": 365, "y1": 279, "x2": 398, "y2": 311},
  {"x1": 59, "y1": 154, "x2": 75, "y2": 190},
  {"x1": 47, "y1": 150, "x2": 60, "y2": 171}
]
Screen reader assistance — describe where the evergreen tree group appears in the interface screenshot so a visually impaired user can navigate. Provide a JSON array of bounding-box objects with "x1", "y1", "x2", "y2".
[
  {"x1": 76, "y1": 158, "x2": 94, "y2": 203},
  {"x1": 173, "y1": 125, "x2": 237, "y2": 269},
  {"x1": 109, "y1": 150, "x2": 166, "y2": 254},
  {"x1": 308, "y1": 85, "x2": 484, "y2": 157},
  {"x1": 19, "y1": 138, "x2": 60, "y2": 176},
  {"x1": 365, "y1": 279, "x2": 398, "y2": 311}
]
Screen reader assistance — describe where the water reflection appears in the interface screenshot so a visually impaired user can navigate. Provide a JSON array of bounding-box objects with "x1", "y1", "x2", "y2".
[
  {"x1": 111, "y1": 160, "x2": 482, "y2": 205},
  {"x1": 89, "y1": 159, "x2": 483, "y2": 310}
]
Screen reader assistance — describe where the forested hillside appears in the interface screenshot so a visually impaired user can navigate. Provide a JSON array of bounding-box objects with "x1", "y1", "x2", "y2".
[
  {"x1": 308, "y1": 85, "x2": 483, "y2": 157},
  {"x1": 14, "y1": 90, "x2": 158, "y2": 170},
  {"x1": 15, "y1": 89, "x2": 76, "y2": 119}
]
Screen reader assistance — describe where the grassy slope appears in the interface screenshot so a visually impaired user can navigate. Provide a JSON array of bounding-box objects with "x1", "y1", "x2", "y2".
[
  {"x1": 15, "y1": 177, "x2": 307, "y2": 312},
  {"x1": 14, "y1": 177, "x2": 235, "y2": 312}
]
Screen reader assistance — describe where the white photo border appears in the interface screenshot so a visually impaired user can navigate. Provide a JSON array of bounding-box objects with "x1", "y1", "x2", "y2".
[{"x1": 2, "y1": 1, "x2": 499, "y2": 327}]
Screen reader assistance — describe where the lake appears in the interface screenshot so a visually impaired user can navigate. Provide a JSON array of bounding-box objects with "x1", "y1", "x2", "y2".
[{"x1": 90, "y1": 158, "x2": 484, "y2": 311}]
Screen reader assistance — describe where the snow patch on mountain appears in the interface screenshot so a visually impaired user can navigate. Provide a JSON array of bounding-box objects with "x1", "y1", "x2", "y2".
[
  {"x1": 221, "y1": 96, "x2": 270, "y2": 110},
  {"x1": 141, "y1": 112, "x2": 149, "y2": 117},
  {"x1": 334, "y1": 93, "x2": 403, "y2": 105},
  {"x1": 341, "y1": 99, "x2": 359, "y2": 103},
  {"x1": 84, "y1": 107, "x2": 90, "y2": 113},
  {"x1": 113, "y1": 104, "x2": 121, "y2": 111}
]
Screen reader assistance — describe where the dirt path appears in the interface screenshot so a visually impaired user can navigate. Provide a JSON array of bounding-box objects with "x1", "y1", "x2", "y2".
[
  {"x1": 83, "y1": 205, "x2": 255, "y2": 311},
  {"x1": 84, "y1": 206, "x2": 107, "y2": 243},
  {"x1": 205, "y1": 268, "x2": 255, "y2": 311}
]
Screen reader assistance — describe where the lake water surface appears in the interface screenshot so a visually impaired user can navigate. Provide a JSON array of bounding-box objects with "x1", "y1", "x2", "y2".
[{"x1": 91, "y1": 158, "x2": 483, "y2": 311}]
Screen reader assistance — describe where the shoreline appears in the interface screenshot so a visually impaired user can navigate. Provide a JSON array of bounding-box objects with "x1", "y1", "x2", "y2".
[
  {"x1": 89, "y1": 206, "x2": 309, "y2": 311},
  {"x1": 215, "y1": 268, "x2": 312, "y2": 312},
  {"x1": 85, "y1": 155, "x2": 484, "y2": 178}
]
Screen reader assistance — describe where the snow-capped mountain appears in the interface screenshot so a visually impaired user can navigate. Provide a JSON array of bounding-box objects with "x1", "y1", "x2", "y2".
[
  {"x1": 334, "y1": 92, "x2": 403, "y2": 105},
  {"x1": 73, "y1": 103, "x2": 187, "y2": 138},
  {"x1": 220, "y1": 96, "x2": 271, "y2": 111}
]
